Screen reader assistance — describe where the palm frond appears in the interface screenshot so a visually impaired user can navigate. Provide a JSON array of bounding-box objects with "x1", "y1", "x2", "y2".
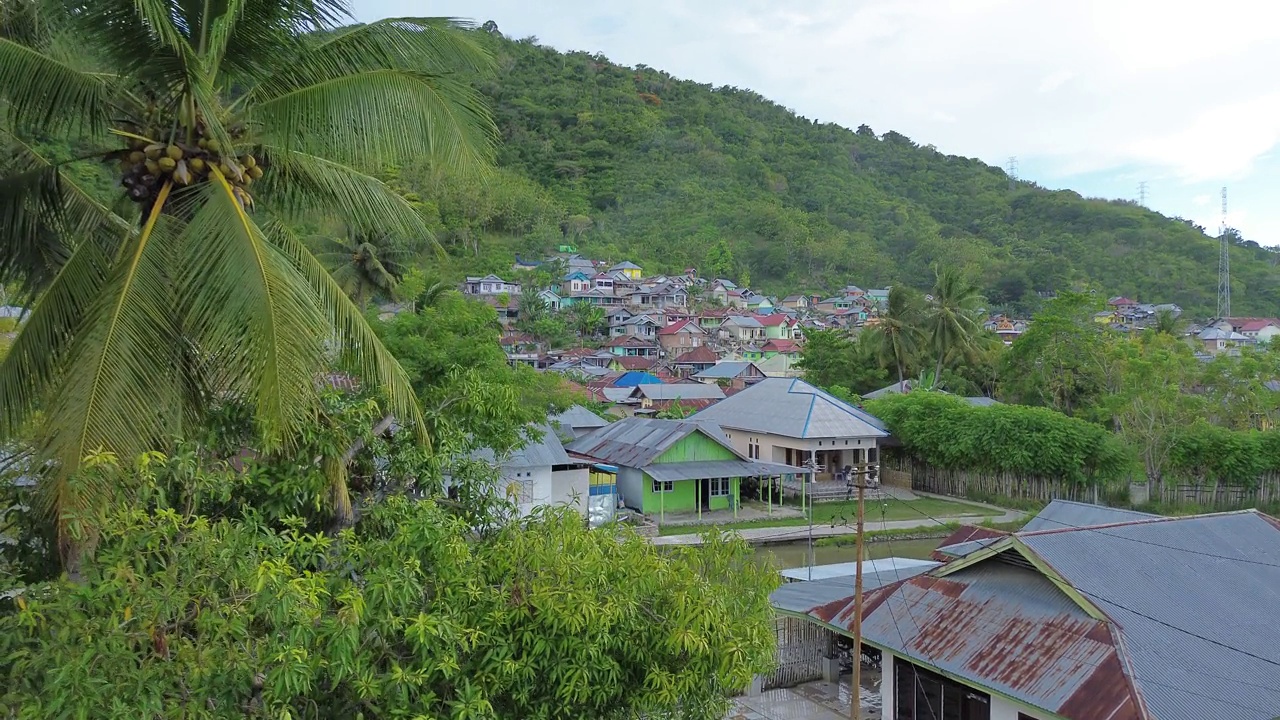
[
  {"x1": 35, "y1": 182, "x2": 182, "y2": 496},
  {"x1": 257, "y1": 146, "x2": 432, "y2": 238},
  {"x1": 203, "y1": 0, "x2": 352, "y2": 78},
  {"x1": 251, "y1": 67, "x2": 496, "y2": 172},
  {"x1": 0, "y1": 239, "x2": 112, "y2": 440},
  {"x1": 178, "y1": 169, "x2": 328, "y2": 447},
  {"x1": 0, "y1": 132, "x2": 131, "y2": 295},
  {"x1": 0, "y1": 36, "x2": 111, "y2": 134},
  {"x1": 263, "y1": 216, "x2": 428, "y2": 448}
]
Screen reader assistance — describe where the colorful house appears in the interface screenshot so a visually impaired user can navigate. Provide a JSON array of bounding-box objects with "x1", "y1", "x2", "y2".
[
  {"x1": 561, "y1": 271, "x2": 592, "y2": 296},
  {"x1": 754, "y1": 313, "x2": 793, "y2": 340},
  {"x1": 565, "y1": 417, "x2": 807, "y2": 522},
  {"x1": 609, "y1": 261, "x2": 643, "y2": 280}
]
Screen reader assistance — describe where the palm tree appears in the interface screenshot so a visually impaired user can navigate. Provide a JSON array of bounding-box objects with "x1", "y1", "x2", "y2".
[
  {"x1": 1153, "y1": 308, "x2": 1184, "y2": 336},
  {"x1": 0, "y1": 0, "x2": 495, "y2": 561},
  {"x1": 312, "y1": 233, "x2": 407, "y2": 309},
  {"x1": 871, "y1": 286, "x2": 923, "y2": 386},
  {"x1": 924, "y1": 267, "x2": 985, "y2": 381},
  {"x1": 568, "y1": 302, "x2": 605, "y2": 344}
]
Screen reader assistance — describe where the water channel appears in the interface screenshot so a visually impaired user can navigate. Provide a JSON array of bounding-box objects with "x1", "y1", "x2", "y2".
[{"x1": 752, "y1": 537, "x2": 942, "y2": 571}]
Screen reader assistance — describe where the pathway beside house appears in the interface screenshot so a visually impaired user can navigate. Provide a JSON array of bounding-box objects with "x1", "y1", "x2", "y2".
[
  {"x1": 730, "y1": 676, "x2": 881, "y2": 720},
  {"x1": 652, "y1": 506, "x2": 1027, "y2": 546}
]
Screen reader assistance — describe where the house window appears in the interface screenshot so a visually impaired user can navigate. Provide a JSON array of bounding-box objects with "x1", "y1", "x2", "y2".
[
  {"x1": 709, "y1": 478, "x2": 731, "y2": 497},
  {"x1": 868, "y1": 447, "x2": 879, "y2": 463},
  {"x1": 652, "y1": 479, "x2": 674, "y2": 493},
  {"x1": 748, "y1": 442, "x2": 760, "y2": 459},
  {"x1": 894, "y1": 657, "x2": 990, "y2": 720}
]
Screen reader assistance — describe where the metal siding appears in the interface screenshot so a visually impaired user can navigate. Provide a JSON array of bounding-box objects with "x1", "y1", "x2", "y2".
[
  {"x1": 643, "y1": 471, "x2": 697, "y2": 513},
  {"x1": 654, "y1": 431, "x2": 739, "y2": 463},
  {"x1": 567, "y1": 417, "x2": 736, "y2": 467}
]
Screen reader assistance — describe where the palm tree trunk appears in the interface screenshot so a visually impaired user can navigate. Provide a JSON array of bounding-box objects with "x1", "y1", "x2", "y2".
[
  {"x1": 324, "y1": 453, "x2": 355, "y2": 530},
  {"x1": 934, "y1": 352, "x2": 945, "y2": 386}
]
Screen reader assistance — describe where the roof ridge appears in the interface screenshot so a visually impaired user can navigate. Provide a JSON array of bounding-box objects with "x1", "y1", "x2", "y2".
[{"x1": 1018, "y1": 508, "x2": 1264, "y2": 537}]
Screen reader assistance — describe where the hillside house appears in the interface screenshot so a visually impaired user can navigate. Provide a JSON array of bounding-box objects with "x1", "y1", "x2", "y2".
[
  {"x1": 561, "y1": 271, "x2": 592, "y2": 295},
  {"x1": 630, "y1": 282, "x2": 688, "y2": 311},
  {"x1": 691, "y1": 378, "x2": 887, "y2": 484},
  {"x1": 696, "y1": 308, "x2": 727, "y2": 332},
  {"x1": 621, "y1": 314, "x2": 660, "y2": 340},
  {"x1": 463, "y1": 274, "x2": 521, "y2": 297},
  {"x1": 1107, "y1": 296, "x2": 1138, "y2": 314},
  {"x1": 1234, "y1": 318, "x2": 1280, "y2": 344},
  {"x1": 754, "y1": 313, "x2": 793, "y2": 340},
  {"x1": 692, "y1": 360, "x2": 767, "y2": 389},
  {"x1": 865, "y1": 288, "x2": 890, "y2": 308},
  {"x1": 550, "y1": 405, "x2": 609, "y2": 440},
  {"x1": 815, "y1": 296, "x2": 854, "y2": 314},
  {"x1": 592, "y1": 273, "x2": 616, "y2": 292},
  {"x1": 536, "y1": 288, "x2": 562, "y2": 312},
  {"x1": 608, "y1": 260, "x2": 643, "y2": 280},
  {"x1": 609, "y1": 356, "x2": 658, "y2": 373},
  {"x1": 481, "y1": 295, "x2": 519, "y2": 326},
  {"x1": 720, "y1": 315, "x2": 767, "y2": 342},
  {"x1": 565, "y1": 418, "x2": 807, "y2": 522},
  {"x1": 627, "y1": 383, "x2": 725, "y2": 412},
  {"x1": 658, "y1": 318, "x2": 706, "y2": 356},
  {"x1": 743, "y1": 293, "x2": 774, "y2": 313},
  {"x1": 781, "y1": 294, "x2": 810, "y2": 310},
  {"x1": 607, "y1": 308, "x2": 634, "y2": 337},
  {"x1": 755, "y1": 352, "x2": 802, "y2": 378},
  {"x1": 670, "y1": 346, "x2": 720, "y2": 377},
  {"x1": 499, "y1": 332, "x2": 544, "y2": 367},
  {"x1": 773, "y1": 509, "x2": 1280, "y2": 720},
  {"x1": 605, "y1": 335, "x2": 661, "y2": 358},
  {"x1": 1199, "y1": 326, "x2": 1252, "y2": 353},
  {"x1": 760, "y1": 338, "x2": 801, "y2": 358}
]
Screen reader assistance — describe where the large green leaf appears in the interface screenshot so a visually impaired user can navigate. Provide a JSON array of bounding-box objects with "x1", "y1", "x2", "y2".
[{"x1": 0, "y1": 36, "x2": 110, "y2": 134}]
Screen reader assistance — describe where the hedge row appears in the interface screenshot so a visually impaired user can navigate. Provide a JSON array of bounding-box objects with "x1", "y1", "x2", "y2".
[
  {"x1": 864, "y1": 392, "x2": 1129, "y2": 484},
  {"x1": 1166, "y1": 421, "x2": 1280, "y2": 487}
]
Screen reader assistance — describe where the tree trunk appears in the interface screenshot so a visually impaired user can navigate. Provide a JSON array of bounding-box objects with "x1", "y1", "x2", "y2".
[{"x1": 324, "y1": 453, "x2": 355, "y2": 531}]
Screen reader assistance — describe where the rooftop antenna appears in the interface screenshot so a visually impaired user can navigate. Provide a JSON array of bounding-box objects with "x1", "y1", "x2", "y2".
[{"x1": 1217, "y1": 187, "x2": 1231, "y2": 320}]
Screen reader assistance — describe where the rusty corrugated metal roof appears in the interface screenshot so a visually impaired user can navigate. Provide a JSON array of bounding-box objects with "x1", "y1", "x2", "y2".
[{"x1": 564, "y1": 417, "x2": 739, "y2": 467}]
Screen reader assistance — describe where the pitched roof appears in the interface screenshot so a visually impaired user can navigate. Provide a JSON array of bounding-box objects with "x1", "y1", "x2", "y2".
[
  {"x1": 605, "y1": 335, "x2": 659, "y2": 348},
  {"x1": 930, "y1": 524, "x2": 1011, "y2": 561},
  {"x1": 630, "y1": 383, "x2": 726, "y2": 401},
  {"x1": 657, "y1": 318, "x2": 702, "y2": 336},
  {"x1": 612, "y1": 356, "x2": 656, "y2": 371},
  {"x1": 566, "y1": 417, "x2": 738, "y2": 466},
  {"x1": 1020, "y1": 499, "x2": 1159, "y2": 533},
  {"x1": 671, "y1": 346, "x2": 720, "y2": 365},
  {"x1": 1238, "y1": 318, "x2": 1280, "y2": 332},
  {"x1": 609, "y1": 261, "x2": 642, "y2": 271},
  {"x1": 612, "y1": 371, "x2": 663, "y2": 387},
  {"x1": 862, "y1": 379, "x2": 913, "y2": 398},
  {"x1": 691, "y1": 377, "x2": 888, "y2": 438},
  {"x1": 472, "y1": 423, "x2": 571, "y2": 469},
  {"x1": 722, "y1": 315, "x2": 763, "y2": 328},
  {"x1": 761, "y1": 338, "x2": 800, "y2": 353},
  {"x1": 692, "y1": 361, "x2": 762, "y2": 379},
  {"x1": 754, "y1": 313, "x2": 789, "y2": 326},
  {"x1": 550, "y1": 405, "x2": 607, "y2": 430}
]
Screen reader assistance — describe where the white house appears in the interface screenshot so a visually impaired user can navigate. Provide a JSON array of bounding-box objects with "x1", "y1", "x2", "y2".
[
  {"x1": 472, "y1": 424, "x2": 590, "y2": 519},
  {"x1": 463, "y1": 274, "x2": 521, "y2": 296}
]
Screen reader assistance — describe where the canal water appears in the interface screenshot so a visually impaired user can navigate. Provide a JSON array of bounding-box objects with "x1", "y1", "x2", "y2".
[{"x1": 753, "y1": 537, "x2": 942, "y2": 571}]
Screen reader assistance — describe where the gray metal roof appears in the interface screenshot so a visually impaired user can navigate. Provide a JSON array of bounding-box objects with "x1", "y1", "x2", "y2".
[
  {"x1": 692, "y1": 361, "x2": 761, "y2": 379},
  {"x1": 964, "y1": 396, "x2": 1001, "y2": 407},
  {"x1": 1020, "y1": 511, "x2": 1280, "y2": 720},
  {"x1": 550, "y1": 405, "x2": 608, "y2": 431},
  {"x1": 862, "y1": 380, "x2": 912, "y2": 399},
  {"x1": 722, "y1": 315, "x2": 764, "y2": 328},
  {"x1": 770, "y1": 562, "x2": 937, "y2": 613},
  {"x1": 690, "y1": 377, "x2": 888, "y2": 439},
  {"x1": 631, "y1": 383, "x2": 725, "y2": 401},
  {"x1": 779, "y1": 557, "x2": 939, "y2": 582},
  {"x1": 471, "y1": 423, "x2": 571, "y2": 469},
  {"x1": 645, "y1": 459, "x2": 808, "y2": 482},
  {"x1": 566, "y1": 417, "x2": 739, "y2": 467},
  {"x1": 1021, "y1": 499, "x2": 1159, "y2": 532}
]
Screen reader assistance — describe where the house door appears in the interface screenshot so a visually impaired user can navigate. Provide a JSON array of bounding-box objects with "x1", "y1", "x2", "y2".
[{"x1": 699, "y1": 478, "x2": 712, "y2": 509}]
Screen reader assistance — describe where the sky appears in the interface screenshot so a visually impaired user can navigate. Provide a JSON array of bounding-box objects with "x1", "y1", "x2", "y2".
[{"x1": 358, "y1": 0, "x2": 1279, "y2": 245}]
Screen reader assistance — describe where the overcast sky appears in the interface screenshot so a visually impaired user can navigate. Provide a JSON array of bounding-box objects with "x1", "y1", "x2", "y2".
[{"x1": 358, "y1": 0, "x2": 1279, "y2": 245}]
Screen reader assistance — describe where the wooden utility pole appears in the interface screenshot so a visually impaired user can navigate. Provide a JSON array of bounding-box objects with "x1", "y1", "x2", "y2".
[{"x1": 849, "y1": 477, "x2": 866, "y2": 720}]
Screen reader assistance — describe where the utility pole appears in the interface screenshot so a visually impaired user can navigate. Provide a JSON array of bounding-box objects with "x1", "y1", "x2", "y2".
[
  {"x1": 849, "y1": 477, "x2": 866, "y2": 720},
  {"x1": 1137, "y1": 181, "x2": 1148, "y2": 206},
  {"x1": 1218, "y1": 187, "x2": 1231, "y2": 320}
]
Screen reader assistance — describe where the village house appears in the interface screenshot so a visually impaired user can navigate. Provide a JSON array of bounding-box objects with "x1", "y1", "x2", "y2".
[
  {"x1": 592, "y1": 272, "x2": 616, "y2": 292},
  {"x1": 814, "y1": 296, "x2": 855, "y2": 314},
  {"x1": 985, "y1": 316, "x2": 1027, "y2": 345},
  {"x1": 536, "y1": 288, "x2": 561, "y2": 312},
  {"x1": 658, "y1": 318, "x2": 706, "y2": 356},
  {"x1": 771, "y1": 508, "x2": 1280, "y2": 720},
  {"x1": 719, "y1": 315, "x2": 767, "y2": 343},
  {"x1": 670, "y1": 345, "x2": 721, "y2": 378},
  {"x1": 565, "y1": 417, "x2": 808, "y2": 523},
  {"x1": 480, "y1": 295, "x2": 519, "y2": 326},
  {"x1": 499, "y1": 332, "x2": 544, "y2": 367},
  {"x1": 608, "y1": 260, "x2": 643, "y2": 280},
  {"x1": 609, "y1": 356, "x2": 658, "y2": 373},
  {"x1": 781, "y1": 294, "x2": 810, "y2": 311},
  {"x1": 696, "y1": 307, "x2": 728, "y2": 332},
  {"x1": 754, "y1": 313, "x2": 794, "y2": 340},
  {"x1": 470, "y1": 424, "x2": 591, "y2": 519},
  {"x1": 692, "y1": 360, "x2": 767, "y2": 389},
  {"x1": 1231, "y1": 317, "x2": 1280, "y2": 344},
  {"x1": 605, "y1": 335, "x2": 661, "y2": 358},
  {"x1": 627, "y1": 382, "x2": 725, "y2": 413},
  {"x1": 1199, "y1": 325, "x2": 1251, "y2": 354},
  {"x1": 463, "y1": 274, "x2": 521, "y2": 297},
  {"x1": 561, "y1": 270, "x2": 592, "y2": 295},
  {"x1": 691, "y1": 377, "x2": 887, "y2": 487}
]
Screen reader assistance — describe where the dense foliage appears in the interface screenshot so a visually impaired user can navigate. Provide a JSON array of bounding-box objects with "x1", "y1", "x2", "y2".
[
  {"x1": 1166, "y1": 422, "x2": 1280, "y2": 488},
  {"x1": 865, "y1": 392, "x2": 1129, "y2": 484},
  {"x1": 0, "y1": 454, "x2": 777, "y2": 720},
  {"x1": 405, "y1": 30, "x2": 1280, "y2": 317}
]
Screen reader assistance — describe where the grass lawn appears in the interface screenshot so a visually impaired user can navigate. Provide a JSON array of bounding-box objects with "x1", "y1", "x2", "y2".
[{"x1": 658, "y1": 496, "x2": 1002, "y2": 536}]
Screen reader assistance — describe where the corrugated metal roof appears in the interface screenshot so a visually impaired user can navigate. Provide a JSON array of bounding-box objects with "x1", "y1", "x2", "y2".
[
  {"x1": 779, "y1": 557, "x2": 939, "y2": 582},
  {"x1": 1021, "y1": 499, "x2": 1159, "y2": 532},
  {"x1": 645, "y1": 459, "x2": 808, "y2": 482},
  {"x1": 1020, "y1": 511, "x2": 1280, "y2": 720},
  {"x1": 771, "y1": 562, "x2": 937, "y2": 613},
  {"x1": 632, "y1": 383, "x2": 725, "y2": 401},
  {"x1": 471, "y1": 423, "x2": 571, "y2": 469},
  {"x1": 550, "y1": 405, "x2": 608, "y2": 432},
  {"x1": 690, "y1": 377, "x2": 888, "y2": 439},
  {"x1": 931, "y1": 525, "x2": 1010, "y2": 561},
  {"x1": 565, "y1": 417, "x2": 739, "y2": 467},
  {"x1": 612, "y1": 371, "x2": 662, "y2": 387},
  {"x1": 692, "y1": 361, "x2": 760, "y2": 379}
]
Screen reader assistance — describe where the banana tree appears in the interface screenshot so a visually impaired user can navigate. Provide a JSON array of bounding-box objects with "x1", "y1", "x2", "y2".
[{"x1": 0, "y1": 0, "x2": 495, "y2": 562}]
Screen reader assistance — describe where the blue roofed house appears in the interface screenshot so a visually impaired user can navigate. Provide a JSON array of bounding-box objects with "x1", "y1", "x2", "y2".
[{"x1": 775, "y1": 509, "x2": 1280, "y2": 720}]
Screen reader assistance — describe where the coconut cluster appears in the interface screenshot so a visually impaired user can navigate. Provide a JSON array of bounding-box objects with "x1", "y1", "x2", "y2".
[{"x1": 118, "y1": 132, "x2": 264, "y2": 208}]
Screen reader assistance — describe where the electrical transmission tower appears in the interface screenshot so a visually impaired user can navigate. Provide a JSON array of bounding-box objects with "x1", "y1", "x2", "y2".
[
  {"x1": 1006, "y1": 156, "x2": 1018, "y2": 191},
  {"x1": 1217, "y1": 187, "x2": 1231, "y2": 320},
  {"x1": 1137, "y1": 181, "x2": 1148, "y2": 206}
]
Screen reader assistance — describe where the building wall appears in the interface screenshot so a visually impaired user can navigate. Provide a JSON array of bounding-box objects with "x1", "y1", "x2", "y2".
[
  {"x1": 616, "y1": 466, "x2": 645, "y2": 511},
  {"x1": 503, "y1": 465, "x2": 553, "y2": 518},
  {"x1": 882, "y1": 651, "x2": 1056, "y2": 720},
  {"x1": 640, "y1": 475, "x2": 738, "y2": 514},
  {"x1": 653, "y1": 431, "x2": 739, "y2": 463},
  {"x1": 550, "y1": 467, "x2": 590, "y2": 517}
]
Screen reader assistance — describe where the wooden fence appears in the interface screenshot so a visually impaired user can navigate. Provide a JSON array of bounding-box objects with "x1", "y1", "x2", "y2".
[{"x1": 762, "y1": 616, "x2": 835, "y2": 690}]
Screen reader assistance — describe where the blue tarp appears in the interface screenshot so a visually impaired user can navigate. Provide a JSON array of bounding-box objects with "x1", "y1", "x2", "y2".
[{"x1": 613, "y1": 371, "x2": 662, "y2": 387}]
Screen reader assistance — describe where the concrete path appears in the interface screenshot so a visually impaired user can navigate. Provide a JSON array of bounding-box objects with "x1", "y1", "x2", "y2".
[{"x1": 651, "y1": 509, "x2": 1027, "y2": 546}]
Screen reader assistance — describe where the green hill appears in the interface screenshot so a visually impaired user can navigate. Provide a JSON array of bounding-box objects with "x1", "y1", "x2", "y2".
[{"x1": 411, "y1": 30, "x2": 1279, "y2": 318}]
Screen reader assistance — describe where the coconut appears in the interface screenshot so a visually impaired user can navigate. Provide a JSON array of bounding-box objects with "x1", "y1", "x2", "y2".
[
  {"x1": 144, "y1": 144, "x2": 164, "y2": 160},
  {"x1": 188, "y1": 157, "x2": 206, "y2": 173},
  {"x1": 144, "y1": 159, "x2": 160, "y2": 174},
  {"x1": 249, "y1": 165, "x2": 263, "y2": 179},
  {"x1": 157, "y1": 156, "x2": 177, "y2": 172},
  {"x1": 165, "y1": 145, "x2": 183, "y2": 161},
  {"x1": 128, "y1": 150, "x2": 145, "y2": 164}
]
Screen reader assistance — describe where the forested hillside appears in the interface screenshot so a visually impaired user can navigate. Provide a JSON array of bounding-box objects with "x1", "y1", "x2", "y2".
[{"x1": 409, "y1": 28, "x2": 1280, "y2": 318}]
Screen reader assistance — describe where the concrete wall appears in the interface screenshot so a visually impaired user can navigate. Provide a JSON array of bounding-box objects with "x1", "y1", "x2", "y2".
[
  {"x1": 617, "y1": 466, "x2": 644, "y2": 511},
  {"x1": 551, "y1": 467, "x2": 590, "y2": 517},
  {"x1": 504, "y1": 465, "x2": 553, "y2": 518}
]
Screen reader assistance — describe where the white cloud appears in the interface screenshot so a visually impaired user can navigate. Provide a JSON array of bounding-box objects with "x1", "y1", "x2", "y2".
[{"x1": 356, "y1": 0, "x2": 1280, "y2": 244}]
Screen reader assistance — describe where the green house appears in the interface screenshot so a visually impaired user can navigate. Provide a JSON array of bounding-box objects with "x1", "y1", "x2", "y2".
[{"x1": 565, "y1": 417, "x2": 808, "y2": 522}]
